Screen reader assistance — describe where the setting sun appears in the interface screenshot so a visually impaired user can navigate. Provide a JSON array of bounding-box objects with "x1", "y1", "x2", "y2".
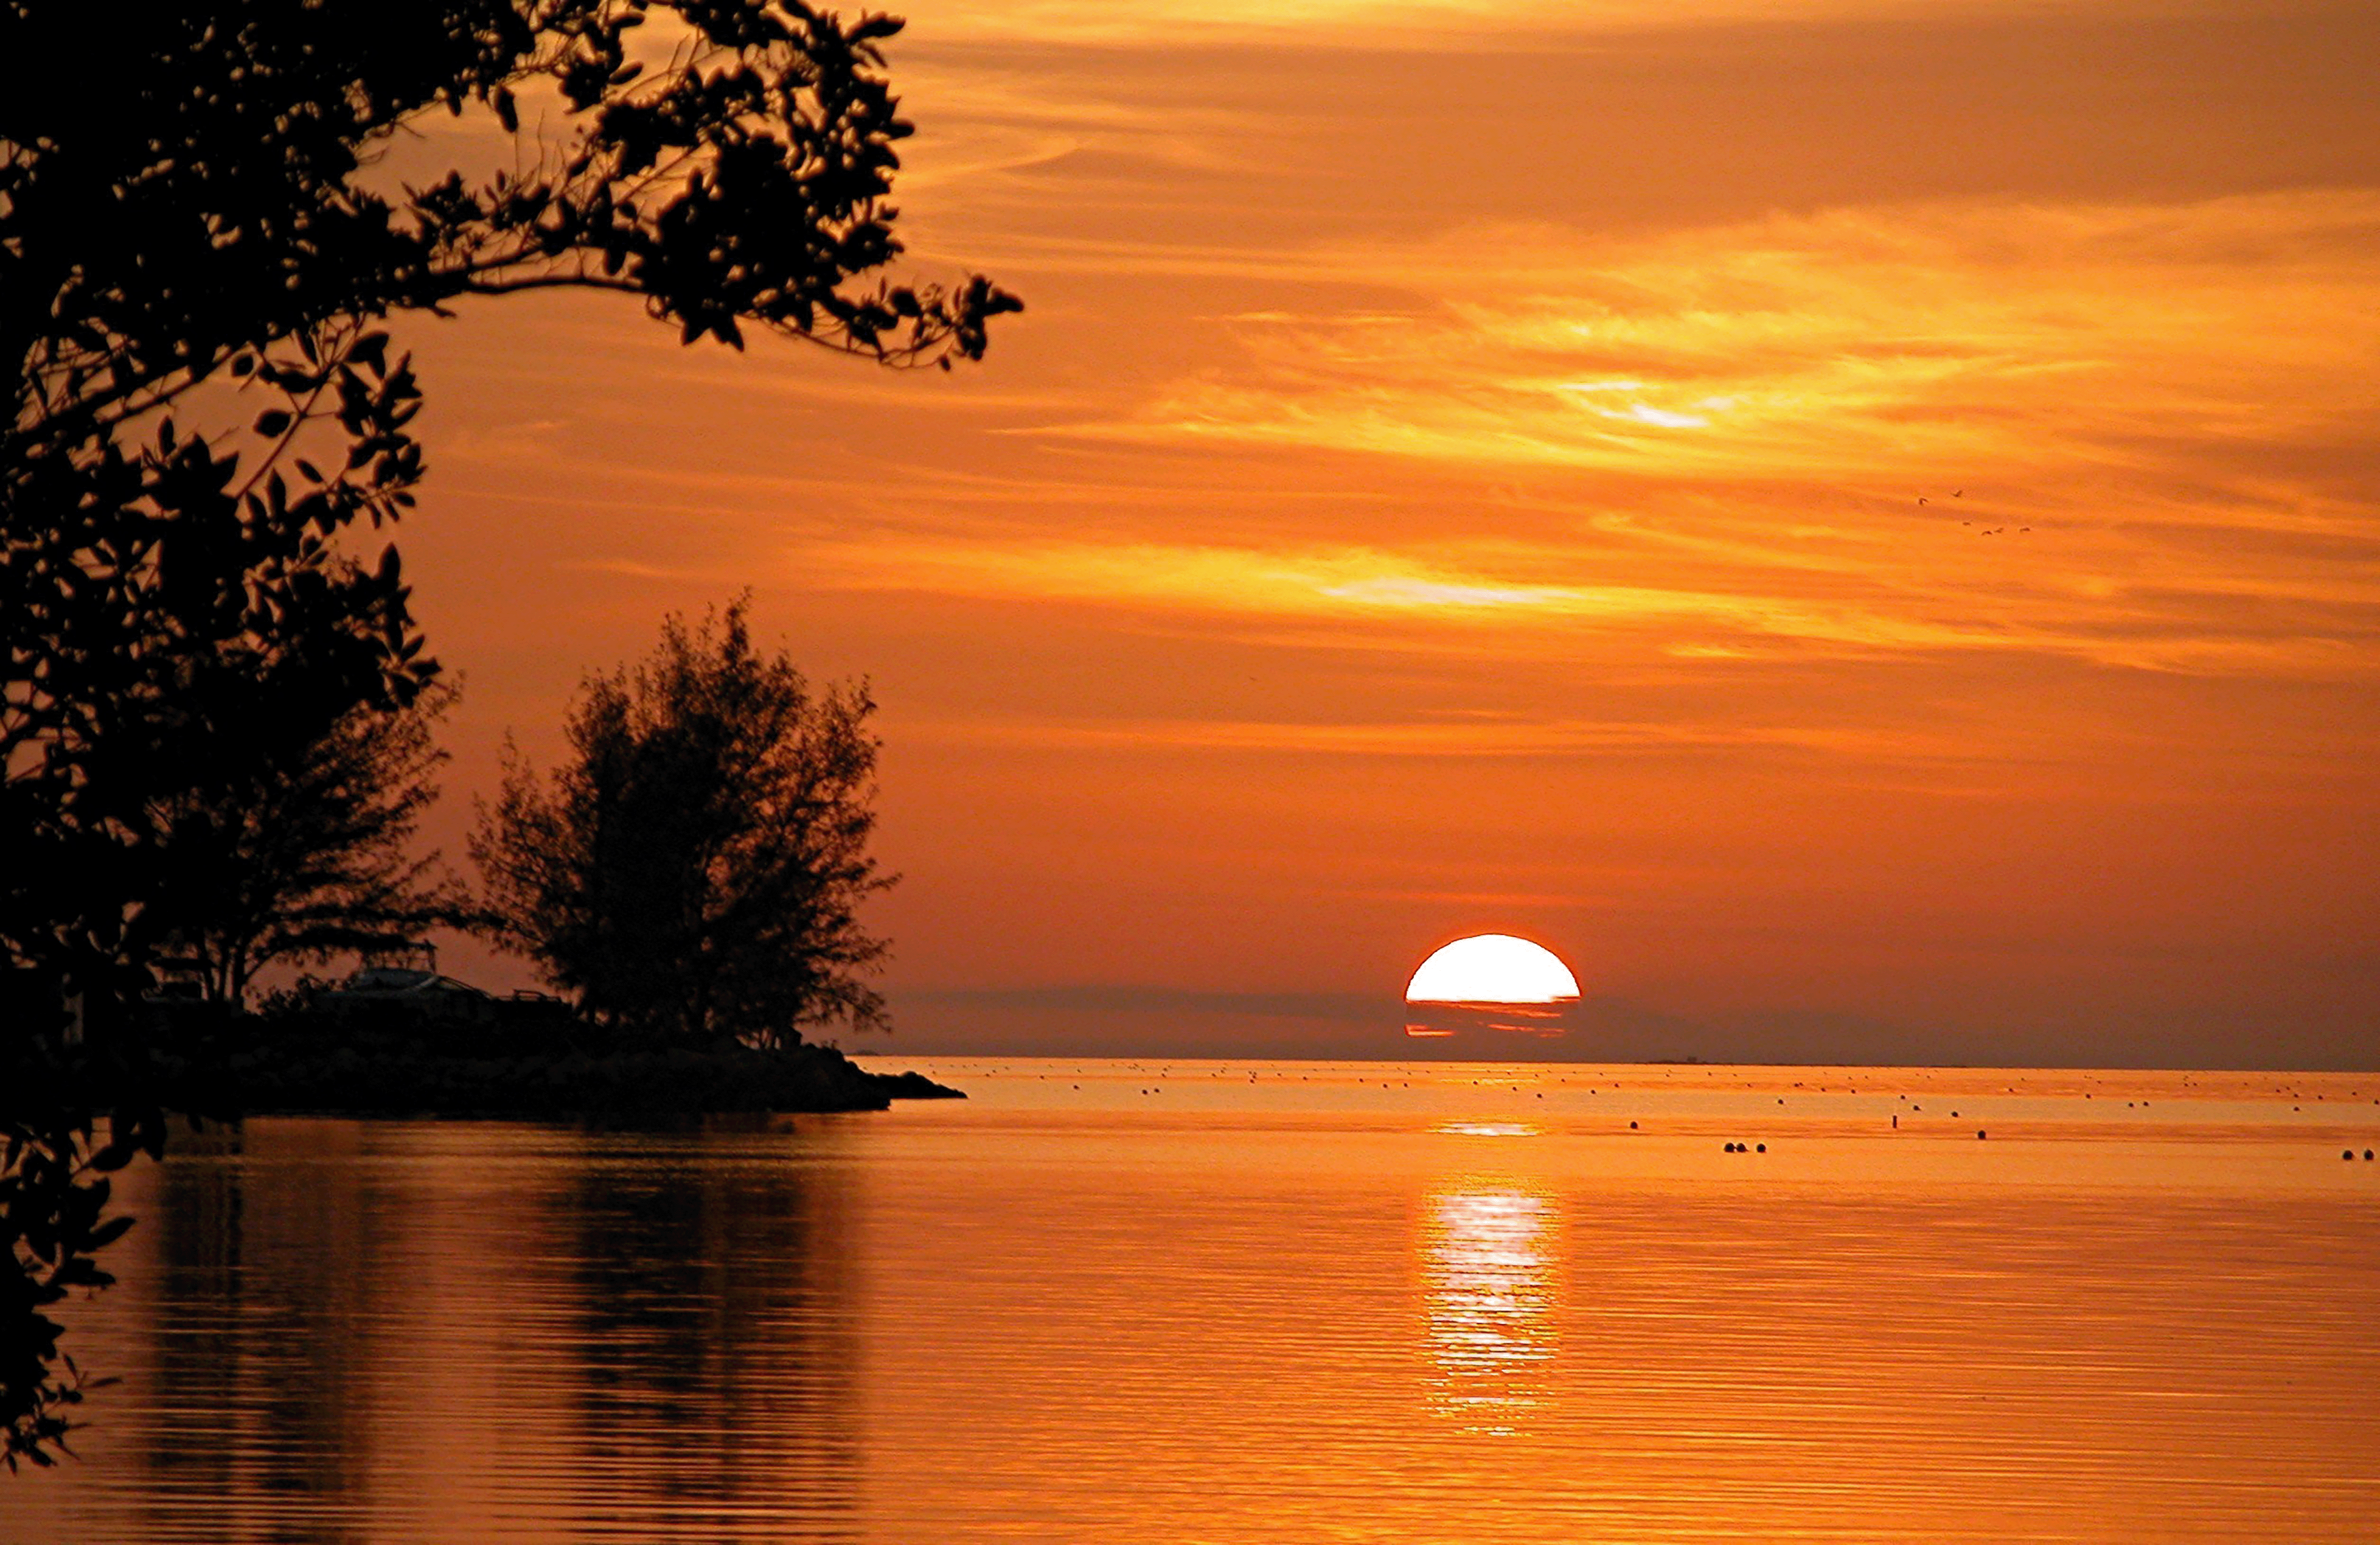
[{"x1": 1406, "y1": 935, "x2": 1581, "y2": 1005}]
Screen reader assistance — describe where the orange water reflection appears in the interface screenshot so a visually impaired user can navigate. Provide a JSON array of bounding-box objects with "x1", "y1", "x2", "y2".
[
  {"x1": 1421, "y1": 1183, "x2": 1561, "y2": 1432},
  {"x1": 14, "y1": 1062, "x2": 2380, "y2": 1543}
]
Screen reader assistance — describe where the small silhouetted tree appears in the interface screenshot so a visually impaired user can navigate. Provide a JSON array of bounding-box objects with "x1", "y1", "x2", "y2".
[
  {"x1": 4, "y1": 0, "x2": 1012, "y2": 1465},
  {"x1": 154, "y1": 684, "x2": 474, "y2": 1008},
  {"x1": 472, "y1": 600, "x2": 891, "y2": 1046}
]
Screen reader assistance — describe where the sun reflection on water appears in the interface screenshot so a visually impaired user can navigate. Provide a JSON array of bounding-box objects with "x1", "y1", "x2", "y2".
[
  {"x1": 1421, "y1": 1183, "x2": 1560, "y2": 1434},
  {"x1": 1435, "y1": 1121, "x2": 1542, "y2": 1138}
]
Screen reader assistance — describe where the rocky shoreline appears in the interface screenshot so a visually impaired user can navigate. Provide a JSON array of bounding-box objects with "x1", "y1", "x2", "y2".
[{"x1": 146, "y1": 1005, "x2": 964, "y2": 1118}]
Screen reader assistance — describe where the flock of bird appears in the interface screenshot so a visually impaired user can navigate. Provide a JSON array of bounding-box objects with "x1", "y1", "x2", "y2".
[
  {"x1": 986, "y1": 1065, "x2": 2378, "y2": 1165},
  {"x1": 1917, "y1": 487, "x2": 2030, "y2": 536}
]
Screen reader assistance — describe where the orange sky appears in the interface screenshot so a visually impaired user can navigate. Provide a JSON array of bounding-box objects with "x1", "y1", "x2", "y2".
[{"x1": 385, "y1": 0, "x2": 2380, "y2": 1066}]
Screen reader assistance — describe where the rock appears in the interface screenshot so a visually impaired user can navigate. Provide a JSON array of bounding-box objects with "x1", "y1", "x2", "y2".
[{"x1": 876, "y1": 1069, "x2": 966, "y2": 1101}]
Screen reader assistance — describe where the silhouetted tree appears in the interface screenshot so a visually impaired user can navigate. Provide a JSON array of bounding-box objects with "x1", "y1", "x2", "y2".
[
  {"x1": 472, "y1": 600, "x2": 891, "y2": 1045},
  {"x1": 155, "y1": 683, "x2": 474, "y2": 1008},
  {"x1": 3, "y1": 0, "x2": 1013, "y2": 1465}
]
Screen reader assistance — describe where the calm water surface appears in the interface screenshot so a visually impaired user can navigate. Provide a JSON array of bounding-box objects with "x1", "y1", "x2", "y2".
[{"x1": 10, "y1": 1059, "x2": 2380, "y2": 1543}]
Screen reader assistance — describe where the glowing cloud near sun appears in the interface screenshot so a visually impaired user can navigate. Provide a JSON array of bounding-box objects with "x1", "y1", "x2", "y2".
[{"x1": 1406, "y1": 934, "x2": 1581, "y2": 1005}]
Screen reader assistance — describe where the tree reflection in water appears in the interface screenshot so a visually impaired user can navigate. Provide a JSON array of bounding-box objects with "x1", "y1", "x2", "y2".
[
  {"x1": 562, "y1": 1131, "x2": 863, "y2": 1539},
  {"x1": 34, "y1": 1120, "x2": 863, "y2": 1545},
  {"x1": 135, "y1": 1120, "x2": 385, "y2": 1543}
]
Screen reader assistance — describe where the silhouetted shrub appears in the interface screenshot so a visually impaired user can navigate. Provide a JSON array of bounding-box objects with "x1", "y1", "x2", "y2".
[{"x1": 473, "y1": 600, "x2": 892, "y2": 1047}]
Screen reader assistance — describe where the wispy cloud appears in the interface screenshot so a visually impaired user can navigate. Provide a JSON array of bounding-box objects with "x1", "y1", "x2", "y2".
[
  {"x1": 1092, "y1": 193, "x2": 2380, "y2": 485},
  {"x1": 900, "y1": 713, "x2": 1942, "y2": 759},
  {"x1": 794, "y1": 536, "x2": 2024, "y2": 651},
  {"x1": 901, "y1": 0, "x2": 2155, "y2": 49},
  {"x1": 789, "y1": 510, "x2": 2379, "y2": 676},
  {"x1": 756, "y1": 192, "x2": 2380, "y2": 681}
]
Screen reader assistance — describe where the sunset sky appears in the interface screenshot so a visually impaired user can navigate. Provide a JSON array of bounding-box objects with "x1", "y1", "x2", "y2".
[{"x1": 388, "y1": 0, "x2": 2378, "y2": 1067}]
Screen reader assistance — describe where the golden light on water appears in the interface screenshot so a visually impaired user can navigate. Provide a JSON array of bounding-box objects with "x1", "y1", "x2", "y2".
[
  {"x1": 23, "y1": 1070, "x2": 2380, "y2": 1541},
  {"x1": 1422, "y1": 1182, "x2": 1561, "y2": 1433}
]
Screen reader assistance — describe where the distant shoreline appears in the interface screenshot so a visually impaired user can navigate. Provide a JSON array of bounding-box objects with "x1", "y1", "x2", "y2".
[{"x1": 846, "y1": 1051, "x2": 2378, "y2": 1078}]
